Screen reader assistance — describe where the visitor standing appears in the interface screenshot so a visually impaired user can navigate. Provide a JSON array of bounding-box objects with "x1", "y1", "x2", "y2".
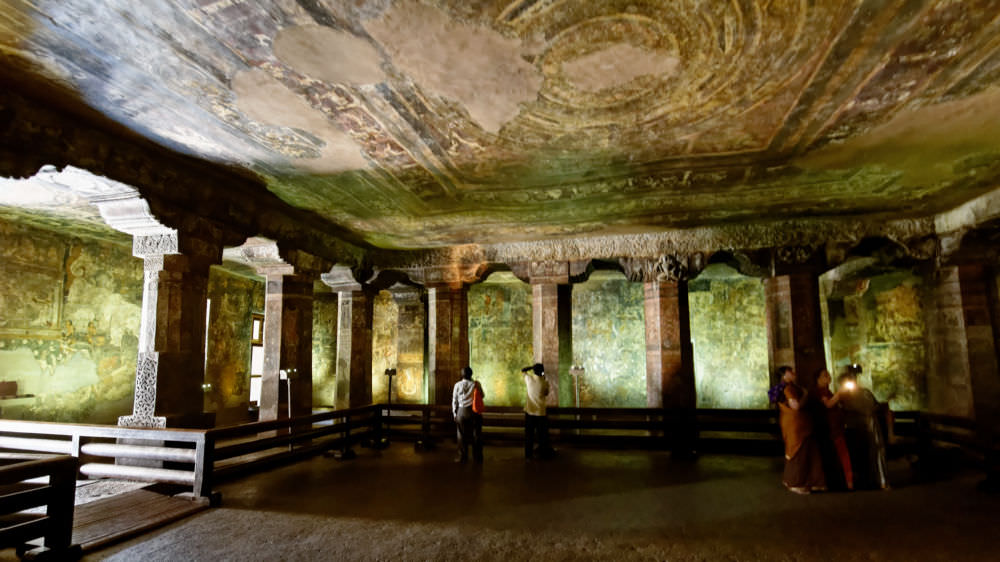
[
  {"x1": 771, "y1": 365, "x2": 827, "y2": 494},
  {"x1": 521, "y1": 363, "x2": 553, "y2": 459},
  {"x1": 839, "y1": 365, "x2": 889, "y2": 490},
  {"x1": 452, "y1": 366, "x2": 484, "y2": 463}
]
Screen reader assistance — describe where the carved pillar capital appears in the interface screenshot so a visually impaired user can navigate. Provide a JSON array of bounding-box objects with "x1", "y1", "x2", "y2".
[
  {"x1": 620, "y1": 255, "x2": 691, "y2": 283},
  {"x1": 406, "y1": 263, "x2": 483, "y2": 289},
  {"x1": 510, "y1": 260, "x2": 589, "y2": 285},
  {"x1": 388, "y1": 282, "x2": 423, "y2": 304},
  {"x1": 321, "y1": 264, "x2": 369, "y2": 293}
]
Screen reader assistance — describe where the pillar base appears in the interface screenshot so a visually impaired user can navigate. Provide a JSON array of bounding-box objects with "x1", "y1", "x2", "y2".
[{"x1": 117, "y1": 415, "x2": 166, "y2": 428}]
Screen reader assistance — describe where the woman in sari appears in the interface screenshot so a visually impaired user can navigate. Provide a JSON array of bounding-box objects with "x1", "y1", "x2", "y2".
[
  {"x1": 772, "y1": 366, "x2": 826, "y2": 494},
  {"x1": 839, "y1": 366, "x2": 889, "y2": 490},
  {"x1": 817, "y1": 368, "x2": 854, "y2": 490}
]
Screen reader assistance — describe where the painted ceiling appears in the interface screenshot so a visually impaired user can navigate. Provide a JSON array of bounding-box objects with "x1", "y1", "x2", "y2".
[{"x1": 3, "y1": 0, "x2": 1000, "y2": 250}]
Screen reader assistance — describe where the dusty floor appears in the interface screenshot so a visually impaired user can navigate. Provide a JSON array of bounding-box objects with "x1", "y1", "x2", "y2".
[{"x1": 87, "y1": 444, "x2": 996, "y2": 561}]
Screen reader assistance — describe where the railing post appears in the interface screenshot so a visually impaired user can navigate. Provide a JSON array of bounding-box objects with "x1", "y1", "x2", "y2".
[
  {"x1": 193, "y1": 433, "x2": 216, "y2": 503},
  {"x1": 333, "y1": 412, "x2": 356, "y2": 460},
  {"x1": 44, "y1": 456, "x2": 77, "y2": 553}
]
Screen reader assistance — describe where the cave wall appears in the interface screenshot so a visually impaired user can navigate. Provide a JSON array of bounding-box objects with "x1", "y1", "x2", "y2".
[
  {"x1": 824, "y1": 269, "x2": 928, "y2": 410},
  {"x1": 570, "y1": 271, "x2": 646, "y2": 408},
  {"x1": 689, "y1": 266, "x2": 770, "y2": 409},
  {"x1": 0, "y1": 218, "x2": 140, "y2": 423},
  {"x1": 468, "y1": 272, "x2": 532, "y2": 407},
  {"x1": 312, "y1": 291, "x2": 338, "y2": 408},
  {"x1": 203, "y1": 267, "x2": 264, "y2": 422}
]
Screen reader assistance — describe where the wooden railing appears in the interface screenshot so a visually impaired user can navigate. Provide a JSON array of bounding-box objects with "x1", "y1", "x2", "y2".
[
  {"x1": 0, "y1": 406, "x2": 383, "y2": 501},
  {"x1": 380, "y1": 404, "x2": 782, "y2": 454},
  {"x1": 0, "y1": 405, "x2": 984, "y2": 507},
  {"x1": 207, "y1": 405, "x2": 380, "y2": 480},
  {"x1": 0, "y1": 454, "x2": 78, "y2": 559},
  {"x1": 0, "y1": 420, "x2": 212, "y2": 499}
]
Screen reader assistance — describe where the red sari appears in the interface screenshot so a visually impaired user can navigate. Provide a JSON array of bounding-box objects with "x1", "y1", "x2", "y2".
[{"x1": 779, "y1": 384, "x2": 826, "y2": 492}]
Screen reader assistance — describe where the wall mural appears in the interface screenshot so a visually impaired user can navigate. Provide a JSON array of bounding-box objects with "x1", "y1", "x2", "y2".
[
  {"x1": 312, "y1": 293, "x2": 338, "y2": 408},
  {"x1": 824, "y1": 270, "x2": 928, "y2": 410},
  {"x1": 469, "y1": 272, "x2": 532, "y2": 408},
  {"x1": 203, "y1": 268, "x2": 263, "y2": 422},
  {"x1": 689, "y1": 265, "x2": 770, "y2": 409},
  {"x1": 0, "y1": 219, "x2": 141, "y2": 423},
  {"x1": 371, "y1": 290, "x2": 399, "y2": 404},
  {"x1": 571, "y1": 271, "x2": 646, "y2": 408}
]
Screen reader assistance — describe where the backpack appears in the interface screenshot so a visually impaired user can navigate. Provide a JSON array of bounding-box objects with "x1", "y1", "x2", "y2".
[{"x1": 472, "y1": 384, "x2": 485, "y2": 414}]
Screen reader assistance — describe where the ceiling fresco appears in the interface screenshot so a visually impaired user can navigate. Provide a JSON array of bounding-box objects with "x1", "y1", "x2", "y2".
[{"x1": 2, "y1": 0, "x2": 1000, "y2": 249}]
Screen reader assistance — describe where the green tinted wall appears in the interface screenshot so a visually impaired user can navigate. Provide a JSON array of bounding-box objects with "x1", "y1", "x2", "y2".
[
  {"x1": 824, "y1": 268, "x2": 927, "y2": 410},
  {"x1": 571, "y1": 270, "x2": 646, "y2": 408},
  {"x1": 371, "y1": 290, "x2": 398, "y2": 404},
  {"x1": 203, "y1": 268, "x2": 263, "y2": 422},
  {"x1": 312, "y1": 292, "x2": 338, "y2": 407},
  {"x1": 469, "y1": 272, "x2": 532, "y2": 407},
  {"x1": 689, "y1": 264, "x2": 770, "y2": 409},
  {"x1": 0, "y1": 219, "x2": 141, "y2": 423}
]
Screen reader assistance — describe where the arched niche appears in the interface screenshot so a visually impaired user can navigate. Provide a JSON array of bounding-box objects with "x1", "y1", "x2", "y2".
[
  {"x1": 689, "y1": 263, "x2": 769, "y2": 409},
  {"x1": 820, "y1": 259, "x2": 928, "y2": 410}
]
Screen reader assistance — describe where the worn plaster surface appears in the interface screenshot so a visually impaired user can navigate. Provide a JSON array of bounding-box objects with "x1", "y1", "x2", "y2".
[{"x1": 3, "y1": 1, "x2": 1000, "y2": 250}]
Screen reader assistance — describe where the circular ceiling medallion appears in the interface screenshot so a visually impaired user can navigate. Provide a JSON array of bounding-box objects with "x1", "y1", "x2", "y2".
[{"x1": 540, "y1": 15, "x2": 681, "y2": 109}]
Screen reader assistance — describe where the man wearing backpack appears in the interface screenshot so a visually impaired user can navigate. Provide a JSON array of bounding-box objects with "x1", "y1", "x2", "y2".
[{"x1": 452, "y1": 366, "x2": 485, "y2": 463}]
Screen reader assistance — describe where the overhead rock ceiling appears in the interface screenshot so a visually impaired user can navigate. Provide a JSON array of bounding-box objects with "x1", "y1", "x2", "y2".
[{"x1": 3, "y1": 0, "x2": 1000, "y2": 250}]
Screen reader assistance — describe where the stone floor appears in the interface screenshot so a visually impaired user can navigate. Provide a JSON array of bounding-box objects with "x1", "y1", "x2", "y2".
[{"x1": 88, "y1": 444, "x2": 996, "y2": 561}]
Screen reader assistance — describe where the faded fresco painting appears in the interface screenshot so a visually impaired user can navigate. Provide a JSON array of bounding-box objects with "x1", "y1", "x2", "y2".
[
  {"x1": 689, "y1": 264, "x2": 770, "y2": 409},
  {"x1": 571, "y1": 270, "x2": 646, "y2": 408},
  {"x1": 203, "y1": 267, "x2": 264, "y2": 421},
  {"x1": 0, "y1": 219, "x2": 141, "y2": 423},
  {"x1": 371, "y1": 290, "x2": 399, "y2": 403},
  {"x1": 824, "y1": 269, "x2": 927, "y2": 410},
  {"x1": 469, "y1": 272, "x2": 532, "y2": 407},
  {"x1": 312, "y1": 292, "x2": 338, "y2": 407}
]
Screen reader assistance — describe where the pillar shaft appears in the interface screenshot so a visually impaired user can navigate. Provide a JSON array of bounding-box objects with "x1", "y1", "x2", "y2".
[
  {"x1": 260, "y1": 273, "x2": 315, "y2": 421},
  {"x1": 121, "y1": 236, "x2": 219, "y2": 428},
  {"x1": 336, "y1": 290, "x2": 374, "y2": 409},
  {"x1": 532, "y1": 283, "x2": 562, "y2": 406},
  {"x1": 764, "y1": 273, "x2": 825, "y2": 387},
  {"x1": 428, "y1": 286, "x2": 469, "y2": 405},
  {"x1": 643, "y1": 280, "x2": 695, "y2": 409}
]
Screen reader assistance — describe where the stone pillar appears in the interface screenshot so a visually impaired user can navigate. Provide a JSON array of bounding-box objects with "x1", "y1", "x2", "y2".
[
  {"x1": 336, "y1": 289, "x2": 375, "y2": 408},
  {"x1": 532, "y1": 283, "x2": 562, "y2": 406},
  {"x1": 764, "y1": 272, "x2": 826, "y2": 387},
  {"x1": 643, "y1": 281, "x2": 695, "y2": 410},
  {"x1": 119, "y1": 232, "x2": 220, "y2": 428},
  {"x1": 239, "y1": 240, "x2": 325, "y2": 421},
  {"x1": 514, "y1": 260, "x2": 588, "y2": 407},
  {"x1": 322, "y1": 266, "x2": 374, "y2": 409},
  {"x1": 622, "y1": 255, "x2": 697, "y2": 456},
  {"x1": 258, "y1": 271, "x2": 315, "y2": 420},
  {"x1": 926, "y1": 266, "x2": 977, "y2": 416},
  {"x1": 391, "y1": 285, "x2": 425, "y2": 404},
  {"x1": 428, "y1": 285, "x2": 469, "y2": 405},
  {"x1": 930, "y1": 263, "x2": 1000, "y2": 485}
]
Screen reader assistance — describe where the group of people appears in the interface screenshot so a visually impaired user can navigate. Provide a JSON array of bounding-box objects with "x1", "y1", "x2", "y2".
[
  {"x1": 772, "y1": 364, "x2": 890, "y2": 494},
  {"x1": 450, "y1": 362, "x2": 553, "y2": 464}
]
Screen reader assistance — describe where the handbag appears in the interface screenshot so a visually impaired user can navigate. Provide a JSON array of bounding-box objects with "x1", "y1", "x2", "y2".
[{"x1": 472, "y1": 384, "x2": 485, "y2": 414}]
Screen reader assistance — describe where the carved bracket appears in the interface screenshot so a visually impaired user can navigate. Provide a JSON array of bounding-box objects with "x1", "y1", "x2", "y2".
[{"x1": 620, "y1": 255, "x2": 689, "y2": 282}]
